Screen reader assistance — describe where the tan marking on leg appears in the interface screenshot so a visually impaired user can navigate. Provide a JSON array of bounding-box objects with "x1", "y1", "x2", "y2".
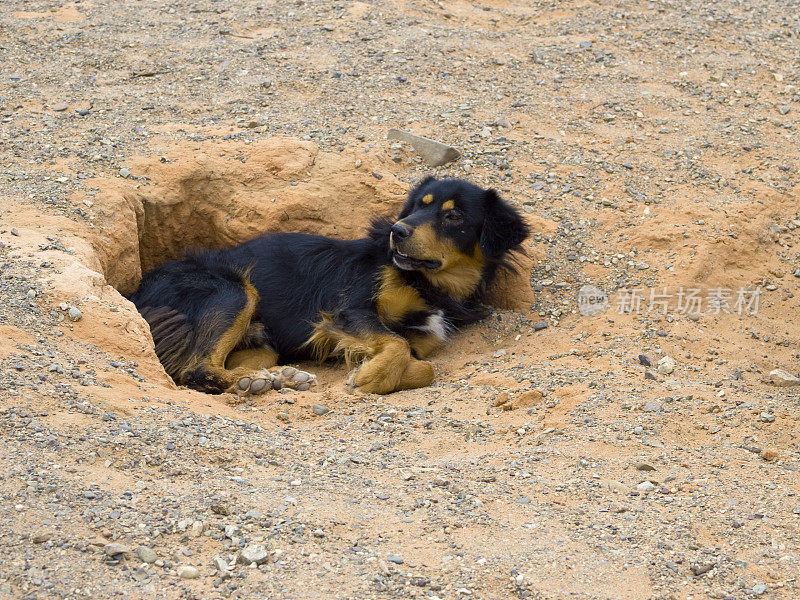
[
  {"x1": 407, "y1": 332, "x2": 443, "y2": 359},
  {"x1": 396, "y1": 358, "x2": 435, "y2": 391},
  {"x1": 177, "y1": 279, "x2": 262, "y2": 390},
  {"x1": 349, "y1": 334, "x2": 412, "y2": 394},
  {"x1": 375, "y1": 266, "x2": 427, "y2": 324},
  {"x1": 225, "y1": 347, "x2": 279, "y2": 371}
]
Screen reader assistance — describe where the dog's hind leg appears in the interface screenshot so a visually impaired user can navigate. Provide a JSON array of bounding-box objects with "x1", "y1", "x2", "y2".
[{"x1": 180, "y1": 282, "x2": 317, "y2": 395}]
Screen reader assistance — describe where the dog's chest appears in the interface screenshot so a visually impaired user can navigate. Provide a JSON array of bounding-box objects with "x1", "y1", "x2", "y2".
[{"x1": 374, "y1": 266, "x2": 448, "y2": 340}]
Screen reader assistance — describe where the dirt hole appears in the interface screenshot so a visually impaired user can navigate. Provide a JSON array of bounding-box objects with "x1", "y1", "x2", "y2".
[{"x1": 87, "y1": 137, "x2": 409, "y2": 296}]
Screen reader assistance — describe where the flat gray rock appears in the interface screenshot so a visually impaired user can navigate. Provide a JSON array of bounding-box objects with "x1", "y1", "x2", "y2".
[{"x1": 387, "y1": 129, "x2": 460, "y2": 166}]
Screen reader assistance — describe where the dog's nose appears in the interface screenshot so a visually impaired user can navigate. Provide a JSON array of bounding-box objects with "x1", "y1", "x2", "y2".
[{"x1": 390, "y1": 223, "x2": 412, "y2": 241}]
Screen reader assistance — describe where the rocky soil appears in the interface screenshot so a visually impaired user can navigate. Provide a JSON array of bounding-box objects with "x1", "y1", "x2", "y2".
[{"x1": 1, "y1": 1, "x2": 799, "y2": 599}]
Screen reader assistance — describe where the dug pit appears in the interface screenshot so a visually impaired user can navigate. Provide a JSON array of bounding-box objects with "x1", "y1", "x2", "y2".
[{"x1": 12, "y1": 137, "x2": 535, "y2": 396}]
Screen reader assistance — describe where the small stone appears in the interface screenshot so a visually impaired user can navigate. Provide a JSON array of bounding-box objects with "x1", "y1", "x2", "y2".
[
  {"x1": 579, "y1": 40, "x2": 592, "y2": 48},
  {"x1": 636, "y1": 481, "x2": 656, "y2": 492},
  {"x1": 237, "y1": 544, "x2": 269, "y2": 565},
  {"x1": 321, "y1": 24, "x2": 335, "y2": 31},
  {"x1": 644, "y1": 371, "x2": 658, "y2": 381},
  {"x1": 516, "y1": 496, "x2": 531, "y2": 504},
  {"x1": 53, "y1": 104, "x2": 68, "y2": 112},
  {"x1": 760, "y1": 448, "x2": 779, "y2": 462},
  {"x1": 177, "y1": 566, "x2": 200, "y2": 579},
  {"x1": 32, "y1": 532, "x2": 52, "y2": 544},
  {"x1": 792, "y1": 505, "x2": 800, "y2": 515},
  {"x1": 643, "y1": 401, "x2": 663, "y2": 413},
  {"x1": 638, "y1": 354, "x2": 651, "y2": 366},
  {"x1": 493, "y1": 349, "x2": 507, "y2": 358},
  {"x1": 135, "y1": 546, "x2": 158, "y2": 564},
  {"x1": 119, "y1": 167, "x2": 131, "y2": 178},
  {"x1": 210, "y1": 502, "x2": 232, "y2": 516},
  {"x1": 68, "y1": 307, "x2": 83, "y2": 322},
  {"x1": 752, "y1": 584, "x2": 767, "y2": 596},
  {"x1": 312, "y1": 404, "x2": 330, "y2": 416},
  {"x1": 657, "y1": 356, "x2": 677, "y2": 375},
  {"x1": 778, "y1": 105, "x2": 790, "y2": 115},
  {"x1": 386, "y1": 555, "x2": 404, "y2": 564},
  {"x1": 691, "y1": 562, "x2": 715, "y2": 576},
  {"x1": 104, "y1": 542, "x2": 131, "y2": 556},
  {"x1": 77, "y1": 109, "x2": 90, "y2": 116},
  {"x1": 634, "y1": 463, "x2": 656, "y2": 472},
  {"x1": 432, "y1": 476, "x2": 449, "y2": 487},
  {"x1": 10, "y1": 228, "x2": 19, "y2": 236},
  {"x1": 767, "y1": 368, "x2": 800, "y2": 387},
  {"x1": 759, "y1": 412, "x2": 775, "y2": 423},
  {"x1": 26, "y1": 289, "x2": 37, "y2": 300},
  {"x1": 532, "y1": 321, "x2": 549, "y2": 331},
  {"x1": 387, "y1": 129, "x2": 460, "y2": 167},
  {"x1": 213, "y1": 556, "x2": 231, "y2": 575}
]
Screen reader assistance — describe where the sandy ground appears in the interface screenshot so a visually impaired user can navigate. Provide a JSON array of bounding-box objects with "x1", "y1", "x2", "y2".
[{"x1": 1, "y1": 1, "x2": 799, "y2": 599}]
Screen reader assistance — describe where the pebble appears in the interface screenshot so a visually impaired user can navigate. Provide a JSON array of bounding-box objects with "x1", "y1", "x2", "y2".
[
  {"x1": 636, "y1": 481, "x2": 656, "y2": 492},
  {"x1": 657, "y1": 356, "x2": 677, "y2": 375},
  {"x1": 386, "y1": 555, "x2": 404, "y2": 564},
  {"x1": 778, "y1": 105, "x2": 790, "y2": 115},
  {"x1": 104, "y1": 542, "x2": 131, "y2": 556},
  {"x1": 387, "y1": 129, "x2": 460, "y2": 167},
  {"x1": 135, "y1": 546, "x2": 158, "y2": 564},
  {"x1": 119, "y1": 167, "x2": 131, "y2": 178},
  {"x1": 638, "y1": 354, "x2": 651, "y2": 366},
  {"x1": 312, "y1": 404, "x2": 330, "y2": 416},
  {"x1": 10, "y1": 227, "x2": 19, "y2": 236},
  {"x1": 760, "y1": 448, "x2": 779, "y2": 462},
  {"x1": 177, "y1": 566, "x2": 200, "y2": 579},
  {"x1": 53, "y1": 104, "x2": 68, "y2": 112},
  {"x1": 691, "y1": 562, "x2": 715, "y2": 576},
  {"x1": 634, "y1": 462, "x2": 656, "y2": 472},
  {"x1": 759, "y1": 412, "x2": 775, "y2": 423},
  {"x1": 643, "y1": 401, "x2": 663, "y2": 413},
  {"x1": 32, "y1": 532, "x2": 52, "y2": 544},
  {"x1": 237, "y1": 544, "x2": 270, "y2": 565},
  {"x1": 68, "y1": 307, "x2": 83, "y2": 322},
  {"x1": 752, "y1": 583, "x2": 767, "y2": 595},
  {"x1": 767, "y1": 368, "x2": 800, "y2": 387},
  {"x1": 77, "y1": 108, "x2": 90, "y2": 116},
  {"x1": 532, "y1": 321, "x2": 549, "y2": 331}
]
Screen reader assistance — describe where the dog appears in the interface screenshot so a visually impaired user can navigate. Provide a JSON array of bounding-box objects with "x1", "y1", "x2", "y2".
[{"x1": 129, "y1": 176, "x2": 530, "y2": 395}]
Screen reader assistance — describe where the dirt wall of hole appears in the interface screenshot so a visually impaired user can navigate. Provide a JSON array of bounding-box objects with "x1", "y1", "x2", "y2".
[{"x1": 85, "y1": 136, "x2": 535, "y2": 311}]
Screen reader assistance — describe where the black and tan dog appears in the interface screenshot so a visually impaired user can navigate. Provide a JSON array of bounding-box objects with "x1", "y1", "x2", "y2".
[{"x1": 129, "y1": 177, "x2": 529, "y2": 395}]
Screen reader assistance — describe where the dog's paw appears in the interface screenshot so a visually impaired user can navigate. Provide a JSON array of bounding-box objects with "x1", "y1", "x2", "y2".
[
  {"x1": 234, "y1": 372, "x2": 277, "y2": 395},
  {"x1": 233, "y1": 367, "x2": 318, "y2": 395},
  {"x1": 270, "y1": 366, "x2": 318, "y2": 392}
]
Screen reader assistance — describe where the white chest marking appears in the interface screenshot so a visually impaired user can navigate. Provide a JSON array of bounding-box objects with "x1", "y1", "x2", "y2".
[{"x1": 418, "y1": 311, "x2": 448, "y2": 341}]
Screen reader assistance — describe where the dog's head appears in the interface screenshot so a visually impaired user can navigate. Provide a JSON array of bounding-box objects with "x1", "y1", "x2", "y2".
[{"x1": 389, "y1": 177, "x2": 529, "y2": 282}]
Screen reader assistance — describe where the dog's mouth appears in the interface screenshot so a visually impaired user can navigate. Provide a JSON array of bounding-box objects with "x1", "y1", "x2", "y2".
[{"x1": 391, "y1": 250, "x2": 442, "y2": 271}]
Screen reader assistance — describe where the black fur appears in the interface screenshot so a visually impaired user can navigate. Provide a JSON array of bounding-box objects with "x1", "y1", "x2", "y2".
[{"x1": 129, "y1": 177, "x2": 530, "y2": 392}]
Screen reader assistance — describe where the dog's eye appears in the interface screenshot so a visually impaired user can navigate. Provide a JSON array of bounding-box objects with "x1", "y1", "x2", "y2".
[{"x1": 443, "y1": 210, "x2": 463, "y2": 224}]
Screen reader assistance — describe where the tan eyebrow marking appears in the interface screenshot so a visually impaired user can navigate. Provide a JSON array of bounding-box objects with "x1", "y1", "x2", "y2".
[
  {"x1": 422, "y1": 194, "x2": 434, "y2": 204},
  {"x1": 441, "y1": 199, "x2": 455, "y2": 210}
]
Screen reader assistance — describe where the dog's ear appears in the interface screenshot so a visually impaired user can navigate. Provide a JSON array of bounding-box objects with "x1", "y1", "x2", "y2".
[
  {"x1": 479, "y1": 189, "x2": 530, "y2": 260},
  {"x1": 399, "y1": 176, "x2": 437, "y2": 218}
]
